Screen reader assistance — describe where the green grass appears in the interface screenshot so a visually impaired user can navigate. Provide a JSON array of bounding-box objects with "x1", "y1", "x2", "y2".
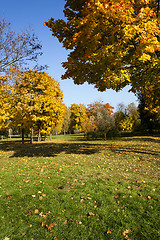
[{"x1": 0, "y1": 135, "x2": 159, "y2": 240}]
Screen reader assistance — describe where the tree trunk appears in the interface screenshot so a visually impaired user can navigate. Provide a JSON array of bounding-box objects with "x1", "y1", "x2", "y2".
[
  {"x1": 22, "y1": 128, "x2": 25, "y2": 144},
  {"x1": 49, "y1": 133, "x2": 52, "y2": 141},
  {"x1": 45, "y1": 133, "x2": 47, "y2": 141},
  {"x1": 30, "y1": 128, "x2": 33, "y2": 144},
  {"x1": 38, "y1": 129, "x2": 41, "y2": 142},
  {"x1": 148, "y1": 120, "x2": 153, "y2": 135},
  {"x1": 104, "y1": 132, "x2": 107, "y2": 140},
  {"x1": 9, "y1": 129, "x2": 12, "y2": 138}
]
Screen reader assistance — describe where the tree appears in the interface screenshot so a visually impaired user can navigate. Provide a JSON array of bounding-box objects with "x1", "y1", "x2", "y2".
[
  {"x1": 115, "y1": 102, "x2": 140, "y2": 132},
  {"x1": 0, "y1": 18, "x2": 42, "y2": 73},
  {"x1": 138, "y1": 93, "x2": 159, "y2": 133},
  {"x1": 126, "y1": 102, "x2": 140, "y2": 130},
  {"x1": 10, "y1": 69, "x2": 65, "y2": 143},
  {"x1": 62, "y1": 107, "x2": 71, "y2": 134},
  {"x1": 82, "y1": 115, "x2": 97, "y2": 134},
  {"x1": 0, "y1": 76, "x2": 11, "y2": 131},
  {"x1": 69, "y1": 104, "x2": 87, "y2": 132},
  {"x1": 45, "y1": 0, "x2": 159, "y2": 93},
  {"x1": 136, "y1": 77, "x2": 160, "y2": 115},
  {"x1": 83, "y1": 101, "x2": 114, "y2": 138},
  {"x1": 130, "y1": 55, "x2": 160, "y2": 117},
  {"x1": 92, "y1": 101, "x2": 115, "y2": 139},
  {"x1": 114, "y1": 110, "x2": 126, "y2": 131}
]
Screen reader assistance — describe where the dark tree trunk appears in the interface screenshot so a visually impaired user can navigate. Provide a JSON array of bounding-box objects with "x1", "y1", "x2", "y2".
[
  {"x1": 30, "y1": 128, "x2": 33, "y2": 144},
  {"x1": 148, "y1": 120, "x2": 153, "y2": 135},
  {"x1": 45, "y1": 133, "x2": 47, "y2": 141},
  {"x1": 22, "y1": 128, "x2": 25, "y2": 144}
]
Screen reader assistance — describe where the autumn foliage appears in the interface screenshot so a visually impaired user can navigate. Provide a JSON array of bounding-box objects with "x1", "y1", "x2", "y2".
[
  {"x1": 0, "y1": 68, "x2": 65, "y2": 142},
  {"x1": 0, "y1": 76, "x2": 11, "y2": 130},
  {"x1": 45, "y1": 0, "x2": 159, "y2": 93}
]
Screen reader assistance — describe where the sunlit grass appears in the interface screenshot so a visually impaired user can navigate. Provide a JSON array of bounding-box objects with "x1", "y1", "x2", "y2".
[{"x1": 0, "y1": 135, "x2": 159, "y2": 239}]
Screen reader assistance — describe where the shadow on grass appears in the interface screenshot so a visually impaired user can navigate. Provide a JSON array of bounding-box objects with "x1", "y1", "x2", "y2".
[
  {"x1": 108, "y1": 144, "x2": 160, "y2": 158},
  {"x1": 0, "y1": 136, "x2": 159, "y2": 159},
  {"x1": 121, "y1": 136, "x2": 160, "y2": 144},
  {"x1": 0, "y1": 141, "x2": 100, "y2": 158}
]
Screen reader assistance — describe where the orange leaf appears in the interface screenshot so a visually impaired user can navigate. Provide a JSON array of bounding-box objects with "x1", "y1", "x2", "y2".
[
  {"x1": 26, "y1": 211, "x2": 32, "y2": 216},
  {"x1": 34, "y1": 209, "x2": 39, "y2": 214},
  {"x1": 88, "y1": 212, "x2": 95, "y2": 216},
  {"x1": 41, "y1": 222, "x2": 45, "y2": 227},
  {"x1": 46, "y1": 222, "x2": 56, "y2": 231}
]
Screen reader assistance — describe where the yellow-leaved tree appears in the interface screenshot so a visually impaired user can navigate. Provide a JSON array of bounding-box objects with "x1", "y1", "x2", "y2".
[
  {"x1": 45, "y1": 0, "x2": 159, "y2": 114},
  {"x1": 69, "y1": 104, "x2": 87, "y2": 133},
  {"x1": 10, "y1": 69, "x2": 65, "y2": 143},
  {"x1": 0, "y1": 76, "x2": 11, "y2": 131}
]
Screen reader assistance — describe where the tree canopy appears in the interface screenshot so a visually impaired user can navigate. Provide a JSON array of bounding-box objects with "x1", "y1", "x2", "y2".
[
  {"x1": 1, "y1": 68, "x2": 65, "y2": 143},
  {"x1": 12, "y1": 70, "x2": 65, "y2": 131},
  {"x1": 69, "y1": 103, "x2": 87, "y2": 132},
  {"x1": 0, "y1": 76, "x2": 11, "y2": 130},
  {"x1": 45, "y1": 0, "x2": 159, "y2": 92}
]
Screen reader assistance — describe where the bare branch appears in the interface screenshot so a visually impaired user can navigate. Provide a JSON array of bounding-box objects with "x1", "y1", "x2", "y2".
[{"x1": 0, "y1": 18, "x2": 42, "y2": 73}]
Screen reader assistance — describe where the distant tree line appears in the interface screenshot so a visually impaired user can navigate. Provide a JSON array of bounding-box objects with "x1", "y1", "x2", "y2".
[{"x1": 59, "y1": 101, "x2": 159, "y2": 139}]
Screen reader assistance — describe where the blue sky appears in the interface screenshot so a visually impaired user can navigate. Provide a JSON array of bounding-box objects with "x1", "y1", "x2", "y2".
[{"x1": 1, "y1": 0, "x2": 138, "y2": 111}]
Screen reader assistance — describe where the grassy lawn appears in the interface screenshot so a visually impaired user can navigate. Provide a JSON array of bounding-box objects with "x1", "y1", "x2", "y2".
[{"x1": 0, "y1": 135, "x2": 159, "y2": 240}]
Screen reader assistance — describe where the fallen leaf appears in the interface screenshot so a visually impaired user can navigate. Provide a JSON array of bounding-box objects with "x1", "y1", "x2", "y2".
[
  {"x1": 39, "y1": 212, "x2": 43, "y2": 217},
  {"x1": 34, "y1": 209, "x2": 39, "y2": 214},
  {"x1": 64, "y1": 220, "x2": 68, "y2": 224},
  {"x1": 88, "y1": 212, "x2": 95, "y2": 216},
  {"x1": 26, "y1": 211, "x2": 32, "y2": 216},
  {"x1": 46, "y1": 222, "x2": 56, "y2": 231},
  {"x1": 41, "y1": 222, "x2": 45, "y2": 227},
  {"x1": 122, "y1": 229, "x2": 131, "y2": 236}
]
